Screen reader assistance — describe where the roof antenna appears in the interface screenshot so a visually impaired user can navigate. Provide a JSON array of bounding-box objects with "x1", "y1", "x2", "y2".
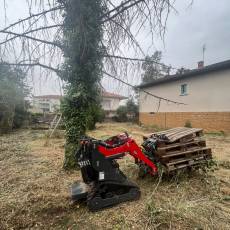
[{"x1": 202, "y1": 44, "x2": 206, "y2": 63}]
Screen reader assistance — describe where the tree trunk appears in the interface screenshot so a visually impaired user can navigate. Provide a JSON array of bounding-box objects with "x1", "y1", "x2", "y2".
[{"x1": 60, "y1": 0, "x2": 103, "y2": 169}]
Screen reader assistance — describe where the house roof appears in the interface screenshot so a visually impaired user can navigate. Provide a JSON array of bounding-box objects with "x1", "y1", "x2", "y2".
[
  {"x1": 34, "y1": 92, "x2": 127, "y2": 100},
  {"x1": 102, "y1": 91, "x2": 127, "y2": 99},
  {"x1": 33, "y1": 95, "x2": 62, "y2": 100},
  {"x1": 138, "y1": 59, "x2": 230, "y2": 89}
]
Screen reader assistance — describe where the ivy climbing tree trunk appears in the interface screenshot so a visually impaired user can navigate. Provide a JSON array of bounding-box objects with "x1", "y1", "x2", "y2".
[
  {"x1": 60, "y1": 0, "x2": 103, "y2": 169},
  {"x1": 0, "y1": 0, "x2": 176, "y2": 169}
]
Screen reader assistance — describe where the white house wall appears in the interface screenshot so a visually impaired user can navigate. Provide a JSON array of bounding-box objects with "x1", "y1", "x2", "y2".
[
  {"x1": 102, "y1": 97, "x2": 121, "y2": 111},
  {"x1": 139, "y1": 69, "x2": 230, "y2": 113}
]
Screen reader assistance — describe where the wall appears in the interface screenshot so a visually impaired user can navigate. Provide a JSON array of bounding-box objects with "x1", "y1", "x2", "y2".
[
  {"x1": 49, "y1": 99, "x2": 61, "y2": 112},
  {"x1": 139, "y1": 112, "x2": 230, "y2": 132},
  {"x1": 101, "y1": 97, "x2": 121, "y2": 111},
  {"x1": 139, "y1": 69, "x2": 230, "y2": 132},
  {"x1": 31, "y1": 98, "x2": 60, "y2": 113},
  {"x1": 139, "y1": 69, "x2": 230, "y2": 113}
]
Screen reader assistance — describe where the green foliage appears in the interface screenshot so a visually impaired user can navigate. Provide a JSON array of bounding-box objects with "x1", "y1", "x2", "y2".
[
  {"x1": 126, "y1": 98, "x2": 139, "y2": 120},
  {"x1": 141, "y1": 123, "x2": 163, "y2": 132},
  {"x1": 142, "y1": 51, "x2": 170, "y2": 83},
  {"x1": 0, "y1": 64, "x2": 29, "y2": 133},
  {"x1": 114, "y1": 99, "x2": 139, "y2": 122},
  {"x1": 87, "y1": 105, "x2": 105, "y2": 130},
  {"x1": 115, "y1": 105, "x2": 128, "y2": 122},
  {"x1": 219, "y1": 160, "x2": 230, "y2": 169},
  {"x1": 176, "y1": 67, "x2": 190, "y2": 75},
  {"x1": 205, "y1": 131, "x2": 226, "y2": 137},
  {"x1": 223, "y1": 196, "x2": 230, "y2": 201},
  {"x1": 146, "y1": 201, "x2": 162, "y2": 219},
  {"x1": 184, "y1": 120, "x2": 192, "y2": 128},
  {"x1": 97, "y1": 108, "x2": 106, "y2": 123},
  {"x1": 30, "y1": 113, "x2": 43, "y2": 123},
  {"x1": 13, "y1": 102, "x2": 30, "y2": 128},
  {"x1": 59, "y1": 0, "x2": 104, "y2": 169}
]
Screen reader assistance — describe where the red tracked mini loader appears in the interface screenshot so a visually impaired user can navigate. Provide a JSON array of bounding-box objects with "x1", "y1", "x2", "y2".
[{"x1": 72, "y1": 129, "x2": 212, "y2": 211}]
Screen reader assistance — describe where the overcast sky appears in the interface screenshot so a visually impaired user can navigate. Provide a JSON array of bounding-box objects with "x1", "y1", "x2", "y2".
[
  {"x1": 0, "y1": 0, "x2": 230, "y2": 96},
  {"x1": 157, "y1": 0, "x2": 230, "y2": 69}
]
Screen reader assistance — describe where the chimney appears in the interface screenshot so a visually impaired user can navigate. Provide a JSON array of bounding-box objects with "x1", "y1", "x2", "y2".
[{"x1": 198, "y1": 61, "x2": 204, "y2": 69}]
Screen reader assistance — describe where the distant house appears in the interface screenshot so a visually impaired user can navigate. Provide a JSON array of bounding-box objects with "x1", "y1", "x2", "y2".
[
  {"x1": 31, "y1": 91, "x2": 127, "y2": 117},
  {"x1": 138, "y1": 60, "x2": 230, "y2": 132},
  {"x1": 101, "y1": 91, "x2": 127, "y2": 118},
  {"x1": 31, "y1": 95, "x2": 61, "y2": 113}
]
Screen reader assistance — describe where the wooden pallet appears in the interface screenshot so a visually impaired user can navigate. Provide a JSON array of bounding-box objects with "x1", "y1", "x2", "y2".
[
  {"x1": 157, "y1": 145, "x2": 212, "y2": 172},
  {"x1": 157, "y1": 146, "x2": 211, "y2": 163},
  {"x1": 144, "y1": 127, "x2": 212, "y2": 172},
  {"x1": 164, "y1": 160, "x2": 209, "y2": 172},
  {"x1": 144, "y1": 127, "x2": 204, "y2": 146},
  {"x1": 165, "y1": 156, "x2": 212, "y2": 172},
  {"x1": 156, "y1": 138, "x2": 206, "y2": 155}
]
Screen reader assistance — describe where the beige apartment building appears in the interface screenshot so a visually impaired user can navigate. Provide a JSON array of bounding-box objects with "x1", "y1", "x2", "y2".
[{"x1": 138, "y1": 60, "x2": 230, "y2": 132}]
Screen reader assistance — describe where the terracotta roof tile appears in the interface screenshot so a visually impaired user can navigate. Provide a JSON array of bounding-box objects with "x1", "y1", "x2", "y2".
[
  {"x1": 34, "y1": 92, "x2": 127, "y2": 100},
  {"x1": 34, "y1": 95, "x2": 62, "y2": 100},
  {"x1": 102, "y1": 91, "x2": 127, "y2": 99}
]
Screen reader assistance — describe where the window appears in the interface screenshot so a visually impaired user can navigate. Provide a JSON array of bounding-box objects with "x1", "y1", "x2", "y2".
[{"x1": 180, "y1": 84, "x2": 188, "y2": 95}]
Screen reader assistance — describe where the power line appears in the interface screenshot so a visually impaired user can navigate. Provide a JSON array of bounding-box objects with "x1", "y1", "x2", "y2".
[{"x1": 102, "y1": 71, "x2": 187, "y2": 105}]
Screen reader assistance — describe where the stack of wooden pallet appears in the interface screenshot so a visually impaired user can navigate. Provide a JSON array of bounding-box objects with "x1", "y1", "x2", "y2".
[{"x1": 145, "y1": 127, "x2": 212, "y2": 172}]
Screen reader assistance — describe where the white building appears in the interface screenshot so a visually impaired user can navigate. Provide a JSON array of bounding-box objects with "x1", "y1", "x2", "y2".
[
  {"x1": 138, "y1": 60, "x2": 230, "y2": 132},
  {"x1": 31, "y1": 95, "x2": 61, "y2": 113},
  {"x1": 101, "y1": 91, "x2": 127, "y2": 118},
  {"x1": 31, "y1": 91, "x2": 127, "y2": 116}
]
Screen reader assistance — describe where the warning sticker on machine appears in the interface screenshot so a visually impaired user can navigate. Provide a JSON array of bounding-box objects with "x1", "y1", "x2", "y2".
[{"x1": 99, "y1": 172, "x2": 105, "y2": 180}]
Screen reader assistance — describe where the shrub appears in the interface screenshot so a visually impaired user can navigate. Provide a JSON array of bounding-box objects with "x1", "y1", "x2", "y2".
[
  {"x1": 87, "y1": 105, "x2": 105, "y2": 130},
  {"x1": 0, "y1": 65, "x2": 29, "y2": 133},
  {"x1": 184, "y1": 120, "x2": 192, "y2": 128},
  {"x1": 115, "y1": 99, "x2": 139, "y2": 123},
  {"x1": 30, "y1": 113, "x2": 43, "y2": 124},
  {"x1": 13, "y1": 103, "x2": 30, "y2": 128},
  {"x1": 116, "y1": 106, "x2": 128, "y2": 122}
]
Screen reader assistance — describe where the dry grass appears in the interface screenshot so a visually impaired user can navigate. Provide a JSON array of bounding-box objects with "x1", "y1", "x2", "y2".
[{"x1": 0, "y1": 123, "x2": 229, "y2": 230}]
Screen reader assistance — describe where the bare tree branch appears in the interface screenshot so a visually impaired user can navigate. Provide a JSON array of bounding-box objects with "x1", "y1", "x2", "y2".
[
  {"x1": 101, "y1": 0, "x2": 142, "y2": 20},
  {"x1": 0, "y1": 30, "x2": 63, "y2": 49},
  {"x1": 0, "y1": 5, "x2": 64, "y2": 32},
  {"x1": 1, "y1": 61, "x2": 60, "y2": 74},
  {"x1": 0, "y1": 0, "x2": 177, "y2": 100},
  {"x1": 104, "y1": 54, "x2": 175, "y2": 69},
  {"x1": 102, "y1": 0, "x2": 145, "y2": 23},
  {"x1": 102, "y1": 70, "x2": 186, "y2": 105},
  {"x1": 0, "y1": 24, "x2": 63, "y2": 46}
]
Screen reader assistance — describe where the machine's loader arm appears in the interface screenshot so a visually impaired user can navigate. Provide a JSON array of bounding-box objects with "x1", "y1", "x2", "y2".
[{"x1": 97, "y1": 136, "x2": 158, "y2": 175}]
